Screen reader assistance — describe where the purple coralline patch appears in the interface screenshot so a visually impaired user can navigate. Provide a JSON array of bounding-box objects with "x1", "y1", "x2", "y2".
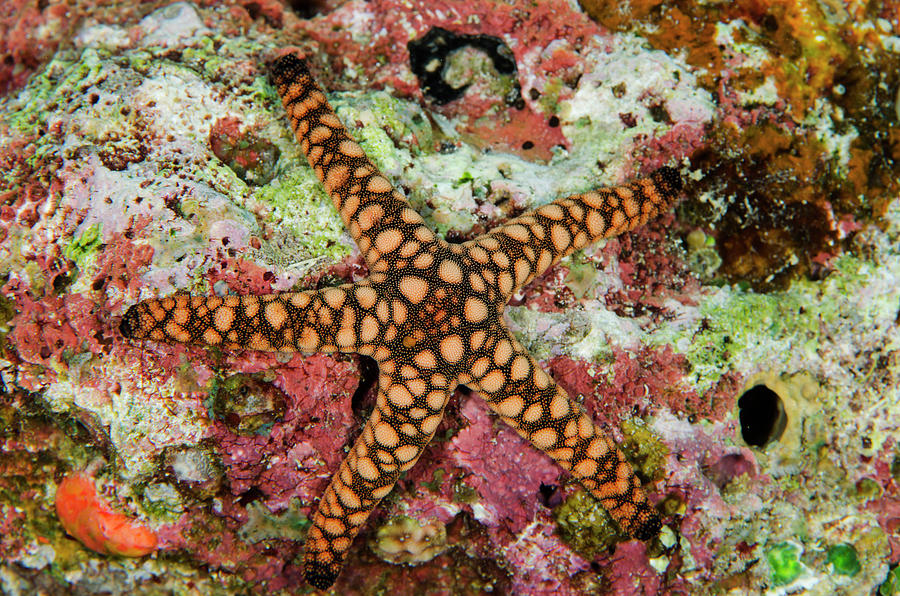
[
  {"x1": 449, "y1": 395, "x2": 562, "y2": 534},
  {"x1": 209, "y1": 353, "x2": 360, "y2": 509},
  {"x1": 502, "y1": 519, "x2": 590, "y2": 595},
  {"x1": 598, "y1": 540, "x2": 661, "y2": 595}
]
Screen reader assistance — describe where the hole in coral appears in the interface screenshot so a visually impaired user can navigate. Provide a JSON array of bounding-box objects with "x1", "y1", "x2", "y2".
[
  {"x1": 237, "y1": 486, "x2": 265, "y2": 507},
  {"x1": 738, "y1": 384, "x2": 787, "y2": 447}
]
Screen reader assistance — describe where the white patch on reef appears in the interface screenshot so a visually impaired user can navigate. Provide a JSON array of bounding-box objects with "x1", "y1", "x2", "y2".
[
  {"x1": 469, "y1": 502, "x2": 498, "y2": 526},
  {"x1": 714, "y1": 20, "x2": 774, "y2": 71},
  {"x1": 143, "y1": 483, "x2": 184, "y2": 514},
  {"x1": 405, "y1": 143, "x2": 561, "y2": 233},
  {"x1": 649, "y1": 555, "x2": 669, "y2": 574},
  {"x1": 15, "y1": 544, "x2": 56, "y2": 570},
  {"x1": 208, "y1": 219, "x2": 251, "y2": 251},
  {"x1": 568, "y1": 304, "x2": 644, "y2": 358},
  {"x1": 737, "y1": 75, "x2": 780, "y2": 106},
  {"x1": 559, "y1": 33, "x2": 714, "y2": 176},
  {"x1": 63, "y1": 155, "x2": 186, "y2": 241},
  {"x1": 329, "y1": 3, "x2": 376, "y2": 40},
  {"x1": 171, "y1": 448, "x2": 217, "y2": 483},
  {"x1": 138, "y1": 2, "x2": 210, "y2": 48},
  {"x1": 42, "y1": 359, "x2": 211, "y2": 481},
  {"x1": 803, "y1": 98, "x2": 859, "y2": 172},
  {"x1": 133, "y1": 65, "x2": 231, "y2": 144},
  {"x1": 75, "y1": 24, "x2": 131, "y2": 49}
]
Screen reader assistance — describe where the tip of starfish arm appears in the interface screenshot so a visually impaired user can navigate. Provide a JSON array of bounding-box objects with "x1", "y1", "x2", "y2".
[
  {"x1": 268, "y1": 52, "x2": 310, "y2": 86},
  {"x1": 305, "y1": 561, "x2": 339, "y2": 590},
  {"x1": 651, "y1": 165, "x2": 683, "y2": 196},
  {"x1": 630, "y1": 504, "x2": 663, "y2": 541}
]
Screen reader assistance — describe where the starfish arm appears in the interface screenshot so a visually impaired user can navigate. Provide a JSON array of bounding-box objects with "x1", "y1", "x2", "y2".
[
  {"x1": 304, "y1": 369, "x2": 453, "y2": 589},
  {"x1": 468, "y1": 166, "x2": 682, "y2": 298},
  {"x1": 119, "y1": 284, "x2": 384, "y2": 355},
  {"x1": 468, "y1": 333, "x2": 661, "y2": 539},
  {"x1": 269, "y1": 54, "x2": 439, "y2": 271}
]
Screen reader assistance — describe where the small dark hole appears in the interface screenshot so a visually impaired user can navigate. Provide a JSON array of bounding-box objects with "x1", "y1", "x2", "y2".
[
  {"x1": 537, "y1": 482, "x2": 561, "y2": 508},
  {"x1": 237, "y1": 486, "x2": 265, "y2": 506},
  {"x1": 738, "y1": 384, "x2": 787, "y2": 447},
  {"x1": 351, "y1": 355, "x2": 379, "y2": 412}
]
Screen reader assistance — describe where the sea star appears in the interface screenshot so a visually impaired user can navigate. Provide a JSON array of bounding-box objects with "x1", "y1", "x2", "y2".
[{"x1": 120, "y1": 53, "x2": 682, "y2": 589}]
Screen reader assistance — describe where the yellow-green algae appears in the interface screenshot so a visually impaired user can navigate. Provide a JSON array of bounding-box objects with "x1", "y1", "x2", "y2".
[
  {"x1": 620, "y1": 417, "x2": 669, "y2": 481},
  {"x1": 64, "y1": 224, "x2": 103, "y2": 266},
  {"x1": 553, "y1": 488, "x2": 619, "y2": 559},
  {"x1": 767, "y1": 541, "x2": 805, "y2": 586}
]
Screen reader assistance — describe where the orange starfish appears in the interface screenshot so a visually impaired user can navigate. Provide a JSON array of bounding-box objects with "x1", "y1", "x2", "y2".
[{"x1": 120, "y1": 53, "x2": 681, "y2": 589}]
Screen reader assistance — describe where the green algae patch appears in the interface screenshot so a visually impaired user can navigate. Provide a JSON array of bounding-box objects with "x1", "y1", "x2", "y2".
[
  {"x1": 554, "y1": 488, "x2": 618, "y2": 559},
  {"x1": 65, "y1": 224, "x2": 103, "y2": 265},
  {"x1": 767, "y1": 541, "x2": 804, "y2": 586},
  {"x1": 826, "y1": 543, "x2": 860, "y2": 577}
]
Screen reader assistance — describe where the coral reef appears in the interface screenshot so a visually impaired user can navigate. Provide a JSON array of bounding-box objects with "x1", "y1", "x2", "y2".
[{"x1": 1, "y1": 0, "x2": 898, "y2": 594}]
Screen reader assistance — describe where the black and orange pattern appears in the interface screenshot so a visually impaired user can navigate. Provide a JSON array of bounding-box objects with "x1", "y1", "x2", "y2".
[{"x1": 120, "y1": 53, "x2": 682, "y2": 590}]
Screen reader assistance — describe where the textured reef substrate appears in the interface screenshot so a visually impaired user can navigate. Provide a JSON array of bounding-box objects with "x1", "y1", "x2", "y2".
[{"x1": 1, "y1": 0, "x2": 899, "y2": 594}]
